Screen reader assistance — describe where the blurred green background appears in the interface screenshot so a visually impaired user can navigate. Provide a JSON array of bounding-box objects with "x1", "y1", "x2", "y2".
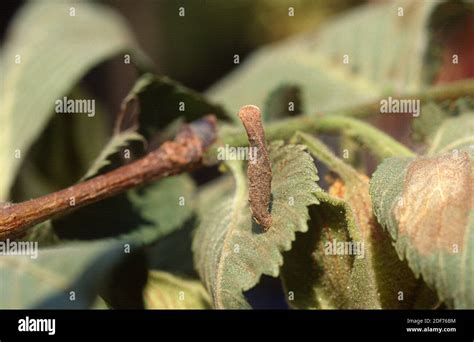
[{"x1": 2, "y1": 0, "x2": 364, "y2": 113}]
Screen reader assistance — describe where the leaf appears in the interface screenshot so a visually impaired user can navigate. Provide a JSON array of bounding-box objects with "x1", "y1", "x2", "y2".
[
  {"x1": 146, "y1": 217, "x2": 199, "y2": 278},
  {"x1": 91, "y1": 296, "x2": 110, "y2": 309},
  {"x1": 193, "y1": 141, "x2": 319, "y2": 308},
  {"x1": 81, "y1": 130, "x2": 145, "y2": 181},
  {"x1": 0, "y1": 1, "x2": 149, "y2": 200},
  {"x1": 370, "y1": 151, "x2": 474, "y2": 308},
  {"x1": 282, "y1": 195, "x2": 353, "y2": 309},
  {"x1": 121, "y1": 73, "x2": 231, "y2": 142},
  {"x1": 143, "y1": 271, "x2": 211, "y2": 309},
  {"x1": 23, "y1": 221, "x2": 60, "y2": 247},
  {"x1": 0, "y1": 240, "x2": 143, "y2": 309},
  {"x1": 144, "y1": 179, "x2": 237, "y2": 277},
  {"x1": 263, "y1": 84, "x2": 302, "y2": 122},
  {"x1": 281, "y1": 132, "x2": 436, "y2": 309},
  {"x1": 427, "y1": 112, "x2": 474, "y2": 156},
  {"x1": 207, "y1": 1, "x2": 469, "y2": 118}
]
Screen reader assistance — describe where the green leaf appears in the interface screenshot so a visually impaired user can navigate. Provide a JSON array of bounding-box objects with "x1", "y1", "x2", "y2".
[
  {"x1": 123, "y1": 176, "x2": 196, "y2": 244},
  {"x1": 208, "y1": 1, "x2": 466, "y2": 118},
  {"x1": 0, "y1": 1, "x2": 149, "y2": 200},
  {"x1": 281, "y1": 195, "x2": 353, "y2": 309},
  {"x1": 81, "y1": 130, "x2": 145, "y2": 181},
  {"x1": 122, "y1": 73, "x2": 231, "y2": 141},
  {"x1": 145, "y1": 218, "x2": 198, "y2": 277},
  {"x1": 370, "y1": 151, "x2": 474, "y2": 308},
  {"x1": 143, "y1": 271, "x2": 211, "y2": 309},
  {"x1": 145, "y1": 181, "x2": 235, "y2": 278},
  {"x1": 427, "y1": 112, "x2": 474, "y2": 156},
  {"x1": 193, "y1": 141, "x2": 319, "y2": 308},
  {"x1": 0, "y1": 240, "x2": 143, "y2": 309},
  {"x1": 90, "y1": 296, "x2": 110, "y2": 309},
  {"x1": 23, "y1": 221, "x2": 60, "y2": 247},
  {"x1": 282, "y1": 132, "x2": 436, "y2": 309}
]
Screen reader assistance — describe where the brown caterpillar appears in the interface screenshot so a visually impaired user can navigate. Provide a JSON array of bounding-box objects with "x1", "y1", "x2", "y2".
[{"x1": 237, "y1": 105, "x2": 272, "y2": 231}]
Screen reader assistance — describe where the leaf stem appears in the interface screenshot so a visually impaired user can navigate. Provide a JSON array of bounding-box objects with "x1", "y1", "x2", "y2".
[
  {"x1": 214, "y1": 114, "x2": 415, "y2": 161},
  {"x1": 290, "y1": 131, "x2": 359, "y2": 181},
  {"x1": 328, "y1": 79, "x2": 474, "y2": 119}
]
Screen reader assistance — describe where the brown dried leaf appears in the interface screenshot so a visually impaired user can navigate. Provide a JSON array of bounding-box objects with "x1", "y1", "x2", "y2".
[{"x1": 370, "y1": 151, "x2": 474, "y2": 308}]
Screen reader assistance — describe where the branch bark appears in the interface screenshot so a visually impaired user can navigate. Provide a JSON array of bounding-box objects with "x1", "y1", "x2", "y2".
[
  {"x1": 238, "y1": 105, "x2": 272, "y2": 231},
  {"x1": 0, "y1": 115, "x2": 217, "y2": 240}
]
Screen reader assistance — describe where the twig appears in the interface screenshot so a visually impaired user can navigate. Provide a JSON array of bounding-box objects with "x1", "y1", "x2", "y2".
[
  {"x1": 238, "y1": 105, "x2": 272, "y2": 231},
  {"x1": 0, "y1": 116, "x2": 217, "y2": 240}
]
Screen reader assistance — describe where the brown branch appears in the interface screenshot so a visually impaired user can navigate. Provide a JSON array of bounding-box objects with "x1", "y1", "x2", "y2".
[{"x1": 0, "y1": 115, "x2": 217, "y2": 241}]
